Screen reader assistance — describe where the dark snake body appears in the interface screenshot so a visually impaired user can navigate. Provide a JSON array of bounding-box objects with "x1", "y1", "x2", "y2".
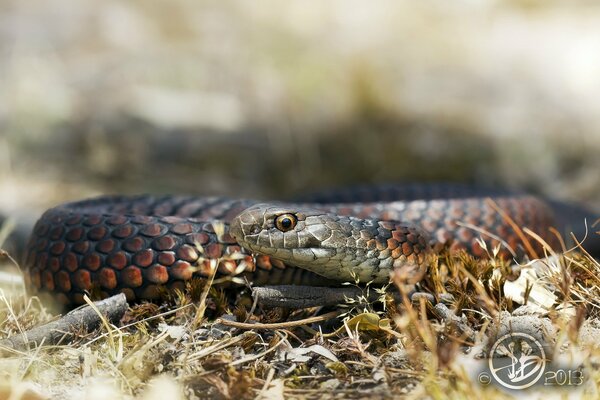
[{"x1": 23, "y1": 185, "x2": 580, "y2": 306}]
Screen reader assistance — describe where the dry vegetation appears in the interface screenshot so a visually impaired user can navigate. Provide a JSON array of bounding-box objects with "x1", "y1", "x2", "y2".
[{"x1": 2, "y1": 228, "x2": 600, "y2": 399}]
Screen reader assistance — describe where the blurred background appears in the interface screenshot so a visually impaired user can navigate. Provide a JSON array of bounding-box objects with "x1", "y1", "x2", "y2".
[{"x1": 1, "y1": 0, "x2": 600, "y2": 226}]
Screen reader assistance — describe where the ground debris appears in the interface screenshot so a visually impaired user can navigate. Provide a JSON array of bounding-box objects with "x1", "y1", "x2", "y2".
[{"x1": 2, "y1": 249, "x2": 600, "y2": 398}]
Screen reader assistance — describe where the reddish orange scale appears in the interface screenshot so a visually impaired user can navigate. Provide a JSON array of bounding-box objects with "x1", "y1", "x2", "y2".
[
  {"x1": 436, "y1": 229, "x2": 453, "y2": 244},
  {"x1": 456, "y1": 228, "x2": 473, "y2": 243},
  {"x1": 176, "y1": 245, "x2": 199, "y2": 263},
  {"x1": 224, "y1": 245, "x2": 241, "y2": 255},
  {"x1": 66, "y1": 227, "x2": 84, "y2": 242},
  {"x1": 56, "y1": 270, "x2": 71, "y2": 292},
  {"x1": 407, "y1": 233, "x2": 418, "y2": 244},
  {"x1": 219, "y1": 232, "x2": 237, "y2": 244},
  {"x1": 392, "y1": 230, "x2": 406, "y2": 242},
  {"x1": 65, "y1": 215, "x2": 82, "y2": 225},
  {"x1": 98, "y1": 268, "x2": 117, "y2": 289},
  {"x1": 113, "y1": 225, "x2": 135, "y2": 238},
  {"x1": 64, "y1": 252, "x2": 79, "y2": 272},
  {"x1": 121, "y1": 266, "x2": 143, "y2": 287},
  {"x1": 82, "y1": 253, "x2": 101, "y2": 271},
  {"x1": 42, "y1": 270, "x2": 55, "y2": 290},
  {"x1": 239, "y1": 256, "x2": 255, "y2": 272},
  {"x1": 140, "y1": 223, "x2": 166, "y2": 237},
  {"x1": 49, "y1": 241, "x2": 66, "y2": 255},
  {"x1": 217, "y1": 260, "x2": 237, "y2": 274},
  {"x1": 157, "y1": 251, "x2": 176, "y2": 266},
  {"x1": 197, "y1": 260, "x2": 216, "y2": 276},
  {"x1": 471, "y1": 240, "x2": 486, "y2": 257},
  {"x1": 123, "y1": 237, "x2": 145, "y2": 252},
  {"x1": 255, "y1": 255, "x2": 272, "y2": 270},
  {"x1": 402, "y1": 242, "x2": 413, "y2": 256},
  {"x1": 170, "y1": 261, "x2": 193, "y2": 280},
  {"x1": 170, "y1": 223, "x2": 193, "y2": 235},
  {"x1": 74, "y1": 269, "x2": 92, "y2": 290},
  {"x1": 83, "y1": 215, "x2": 103, "y2": 226},
  {"x1": 96, "y1": 239, "x2": 116, "y2": 253},
  {"x1": 146, "y1": 264, "x2": 169, "y2": 284},
  {"x1": 72, "y1": 241, "x2": 90, "y2": 254},
  {"x1": 133, "y1": 249, "x2": 154, "y2": 267},
  {"x1": 88, "y1": 226, "x2": 108, "y2": 241},
  {"x1": 185, "y1": 232, "x2": 210, "y2": 245},
  {"x1": 131, "y1": 215, "x2": 153, "y2": 224},
  {"x1": 378, "y1": 221, "x2": 394, "y2": 230},
  {"x1": 107, "y1": 252, "x2": 128, "y2": 269},
  {"x1": 48, "y1": 257, "x2": 60, "y2": 272},
  {"x1": 203, "y1": 224, "x2": 216, "y2": 234},
  {"x1": 357, "y1": 205, "x2": 375, "y2": 218},
  {"x1": 152, "y1": 236, "x2": 176, "y2": 251},
  {"x1": 204, "y1": 243, "x2": 223, "y2": 258},
  {"x1": 160, "y1": 216, "x2": 182, "y2": 224}
]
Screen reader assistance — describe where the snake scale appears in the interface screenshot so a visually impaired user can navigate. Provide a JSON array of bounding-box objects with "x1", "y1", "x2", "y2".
[{"x1": 22, "y1": 184, "x2": 595, "y2": 306}]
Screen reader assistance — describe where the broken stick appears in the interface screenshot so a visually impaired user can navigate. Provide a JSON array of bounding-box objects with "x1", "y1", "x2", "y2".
[{"x1": 0, "y1": 293, "x2": 128, "y2": 353}]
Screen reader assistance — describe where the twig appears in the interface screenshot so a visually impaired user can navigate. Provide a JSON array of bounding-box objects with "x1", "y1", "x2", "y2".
[
  {"x1": 0, "y1": 248, "x2": 21, "y2": 271},
  {"x1": 0, "y1": 293, "x2": 128, "y2": 353},
  {"x1": 215, "y1": 310, "x2": 342, "y2": 330}
]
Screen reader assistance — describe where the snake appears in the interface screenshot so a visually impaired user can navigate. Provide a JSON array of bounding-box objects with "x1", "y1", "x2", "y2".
[{"x1": 22, "y1": 184, "x2": 597, "y2": 306}]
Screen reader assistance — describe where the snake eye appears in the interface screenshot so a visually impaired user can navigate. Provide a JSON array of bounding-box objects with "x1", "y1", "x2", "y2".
[{"x1": 274, "y1": 213, "x2": 297, "y2": 232}]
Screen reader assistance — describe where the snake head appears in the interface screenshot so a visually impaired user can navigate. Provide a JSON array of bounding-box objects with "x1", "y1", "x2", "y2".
[{"x1": 229, "y1": 203, "x2": 430, "y2": 284}]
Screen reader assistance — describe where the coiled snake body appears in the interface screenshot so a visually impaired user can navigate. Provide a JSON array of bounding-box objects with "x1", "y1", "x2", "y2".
[{"x1": 23, "y1": 185, "x2": 583, "y2": 306}]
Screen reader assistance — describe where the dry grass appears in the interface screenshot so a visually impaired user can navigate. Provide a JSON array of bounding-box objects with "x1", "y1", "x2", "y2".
[{"x1": 2, "y1": 236, "x2": 600, "y2": 399}]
